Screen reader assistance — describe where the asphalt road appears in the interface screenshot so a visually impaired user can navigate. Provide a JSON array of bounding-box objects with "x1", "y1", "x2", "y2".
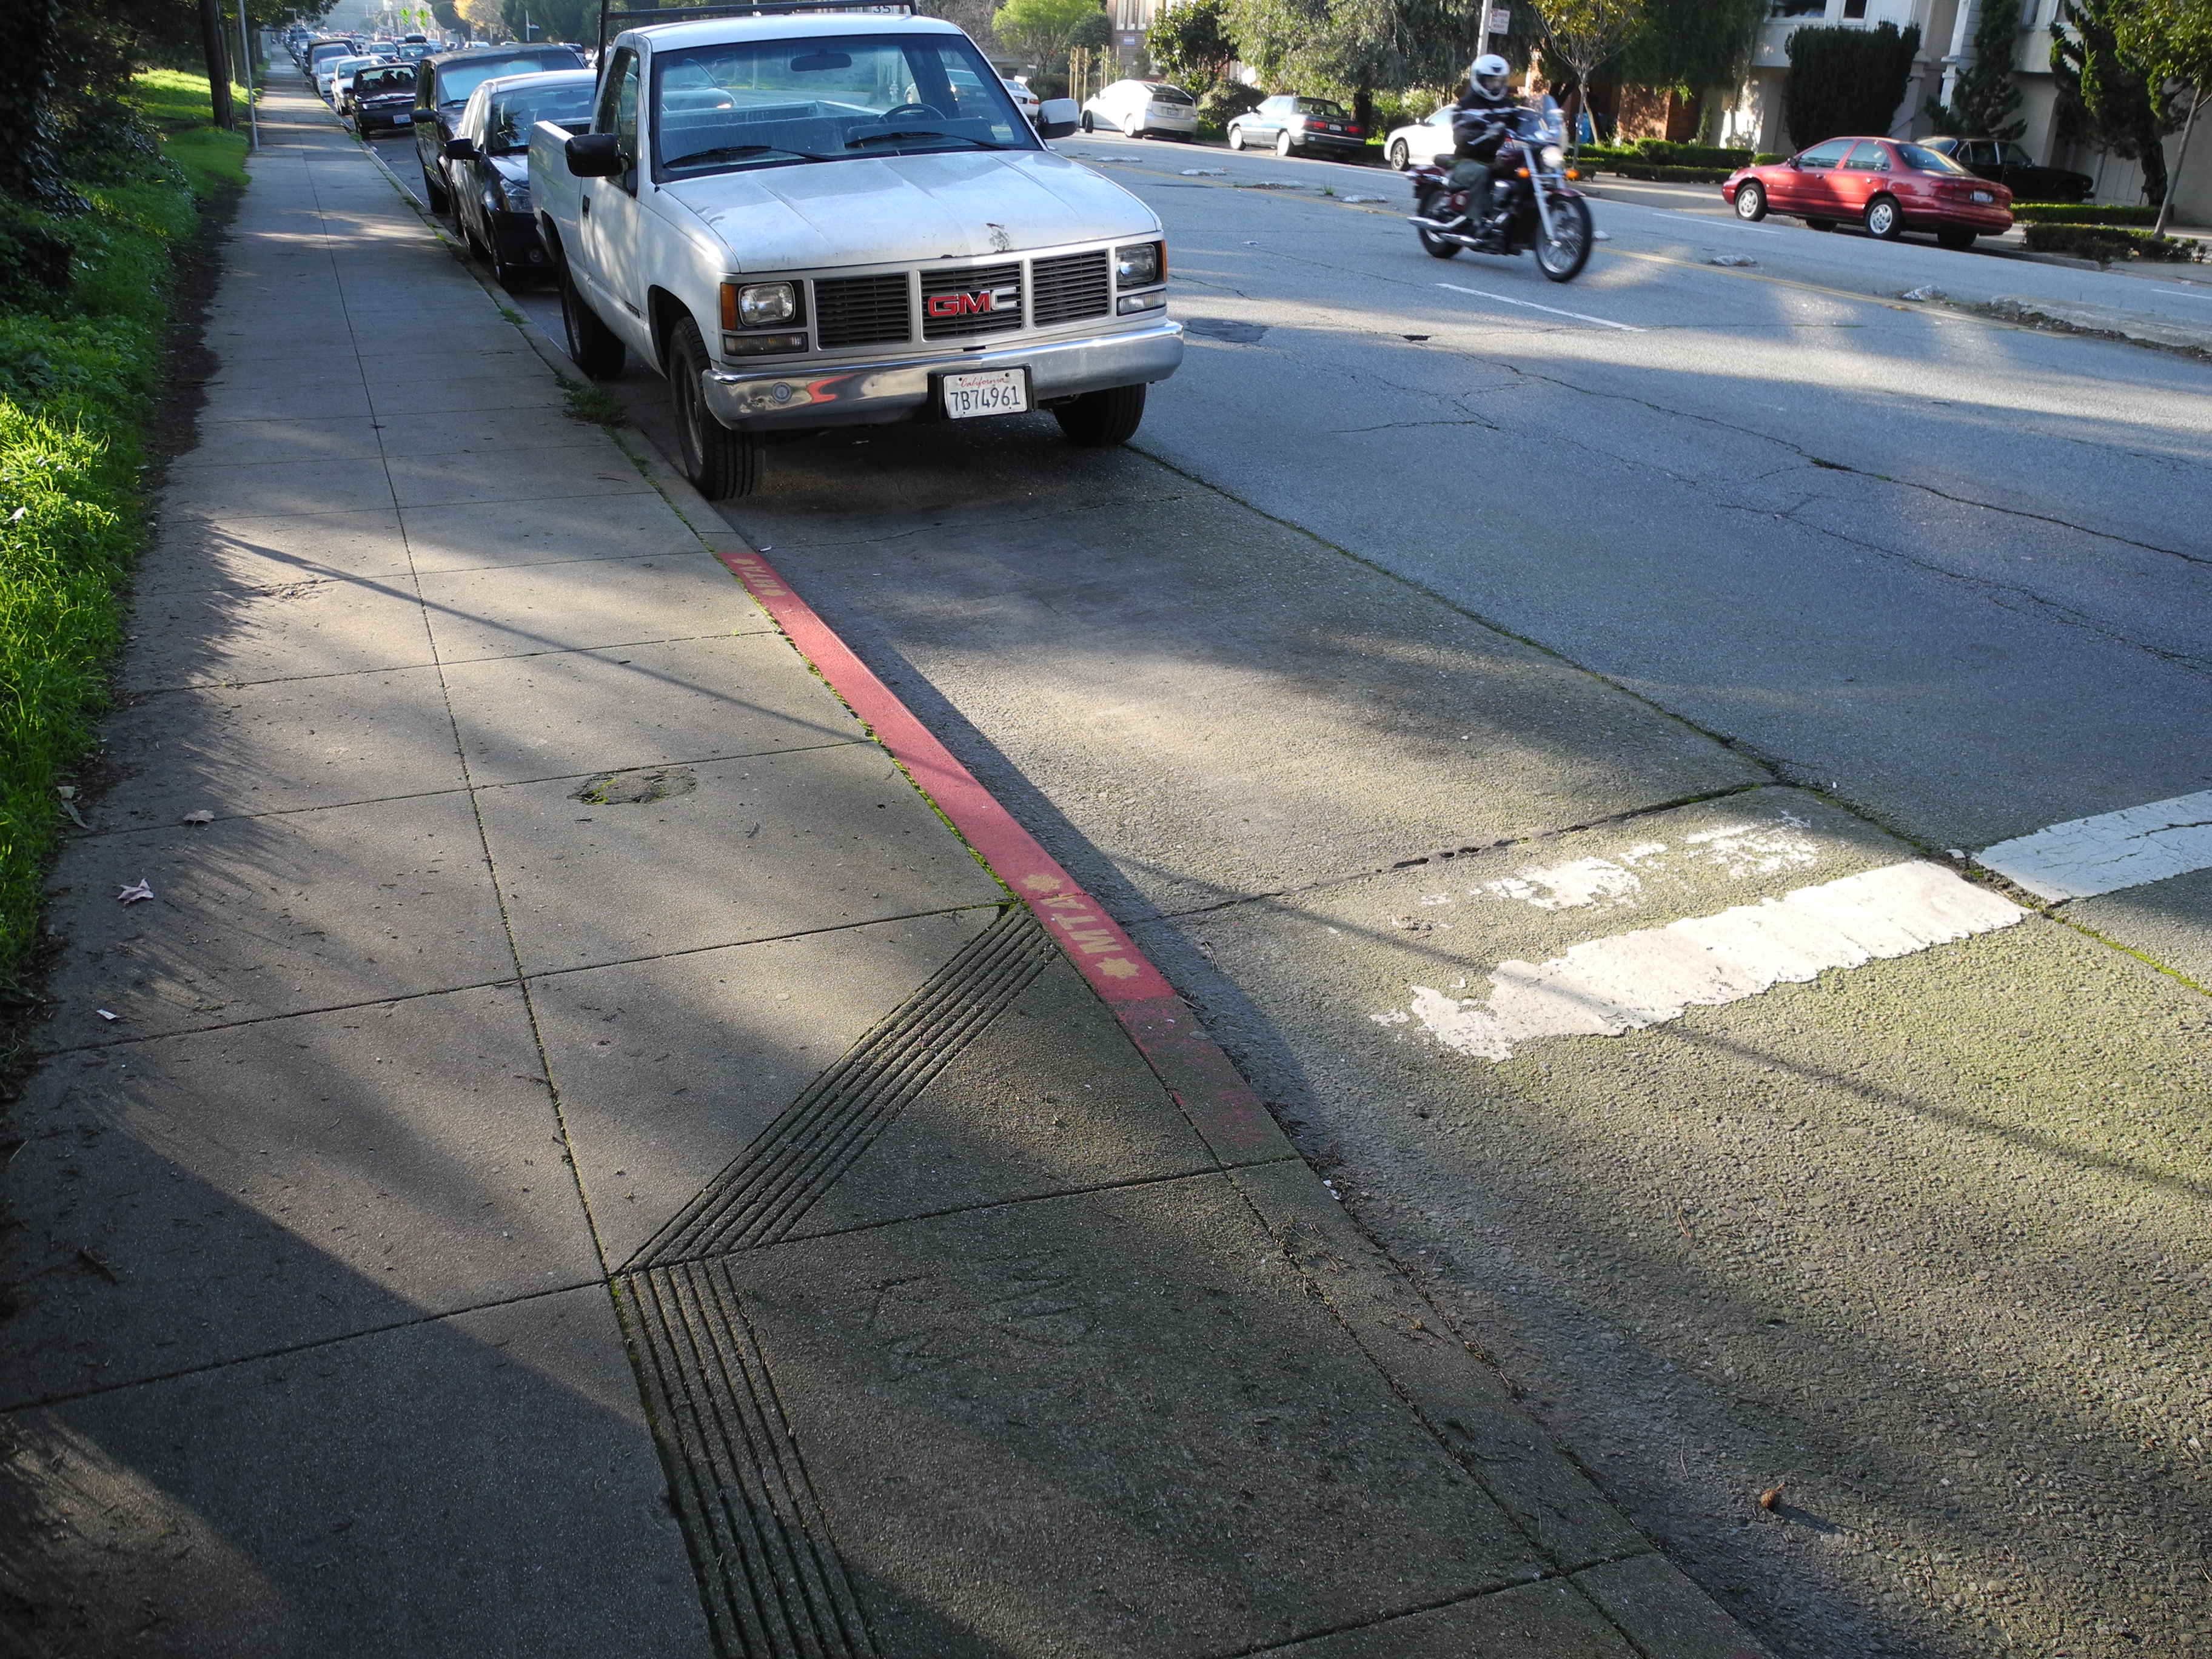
[{"x1": 383, "y1": 126, "x2": 2212, "y2": 1659}]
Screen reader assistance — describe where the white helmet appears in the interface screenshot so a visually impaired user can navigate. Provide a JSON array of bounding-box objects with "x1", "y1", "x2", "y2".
[{"x1": 1469, "y1": 53, "x2": 1510, "y2": 98}]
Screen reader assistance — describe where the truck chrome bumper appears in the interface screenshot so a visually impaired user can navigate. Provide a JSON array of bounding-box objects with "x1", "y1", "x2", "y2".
[{"x1": 699, "y1": 320, "x2": 1184, "y2": 430}]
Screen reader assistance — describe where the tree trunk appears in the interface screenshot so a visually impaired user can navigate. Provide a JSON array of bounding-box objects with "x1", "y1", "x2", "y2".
[
  {"x1": 199, "y1": 0, "x2": 235, "y2": 130},
  {"x1": 0, "y1": 0, "x2": 62, "y2": 205},
  {"x1": 2154, "y1": 85, "x2": 2200, "y2": 237}
]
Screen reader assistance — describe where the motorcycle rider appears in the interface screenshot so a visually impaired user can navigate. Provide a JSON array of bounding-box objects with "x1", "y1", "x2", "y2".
[{"x1": 1440, "y1": 53, "x2": 1519, "y2": 233}]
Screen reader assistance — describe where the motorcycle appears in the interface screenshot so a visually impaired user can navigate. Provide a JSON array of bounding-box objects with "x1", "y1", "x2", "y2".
[{"x1": 1408, "y1": 99, "x2": 1594, "y2": 283}]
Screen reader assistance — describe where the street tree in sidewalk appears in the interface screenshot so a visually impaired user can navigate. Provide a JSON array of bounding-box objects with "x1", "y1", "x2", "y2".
[
  {"x1": 1228, "y1": 0, "x2": 1408, "y2": 132},
  {"x1": 2120, "y1": 0, "x2": 2211, "y2": 232},
  {"x1": 1926, "y1": 0, "x2": 2027, "y2": 141},
  {"x1": 1532, "y1": 0, "x2": 1650, "y2": 149},
  {"x1": 990, "y1": 0, "x2": 1103, "y2": 80},
  {"x1": 2053, "y1": 0, "x2": 2182, "y2": 206},
  {"x1": 1616, "y1": 0, "x2": 1765, "y2": 144},
  {"x1": 1147, "y1": 0, "x2": 1238, "y2": 94}
]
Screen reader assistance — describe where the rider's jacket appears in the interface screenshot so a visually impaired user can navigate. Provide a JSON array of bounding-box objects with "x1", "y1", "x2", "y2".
[{"x1": 1450, "y1": 83, "x2": 1519, "y2": 163}]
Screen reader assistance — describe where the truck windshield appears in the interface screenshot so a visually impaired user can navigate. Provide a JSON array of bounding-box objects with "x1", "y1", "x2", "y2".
[
  {"x1": 486, "y1": 80, "x2": 597, "y2": 152},
  {"x1": 654, "y1": 35, "x2": 1034, "y2": 179}
]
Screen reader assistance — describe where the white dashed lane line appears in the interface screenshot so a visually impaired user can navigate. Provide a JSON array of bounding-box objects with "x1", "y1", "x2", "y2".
[
  {"x1": 1375, "y1": 861, "x2": 2022, "y2": 1062},
  {"x1": 1436, "y1": 281, "x2": 1646, "y2": 332},
  {"x1": 1974, "y1": 789, "x2": 2212, "y2": 902}
]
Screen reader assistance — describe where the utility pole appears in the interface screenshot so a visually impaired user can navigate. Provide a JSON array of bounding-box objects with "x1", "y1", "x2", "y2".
[{"x1": 236, "y1": 0, "x2": 258, "y2": 149}]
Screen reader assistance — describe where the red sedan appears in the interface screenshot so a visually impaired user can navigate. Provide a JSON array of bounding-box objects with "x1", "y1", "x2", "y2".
[{"x1": 1721, "y1": 136, "x2": 2013, "y2": 250}]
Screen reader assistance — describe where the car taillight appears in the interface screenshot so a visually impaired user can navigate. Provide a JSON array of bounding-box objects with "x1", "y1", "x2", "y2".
[{"x1": 1345, "y1": 124, "x2": 1362, "y2": 136}]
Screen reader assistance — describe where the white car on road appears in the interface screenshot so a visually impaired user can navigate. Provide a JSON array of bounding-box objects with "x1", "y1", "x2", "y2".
[
  {"x1": 1079, "y1": 79, "x2": 1199, "y2": 140},
  {"x1": 1004, "y1": 78, "x2": 1040, "y2": 123},
  {"x1": 1383, "y1": 103, "x2": 1458, "y2": 171}
]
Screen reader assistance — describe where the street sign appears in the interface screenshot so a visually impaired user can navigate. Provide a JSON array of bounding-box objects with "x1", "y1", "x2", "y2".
[{"x1": 1486, "y1": 7, "x2": 1512, "y2": 33}]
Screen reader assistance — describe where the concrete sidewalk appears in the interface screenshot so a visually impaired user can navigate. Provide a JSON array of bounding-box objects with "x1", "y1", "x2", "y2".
[{"x1": 0, "y1": 75, "x2": 1764, "y2": 1658}]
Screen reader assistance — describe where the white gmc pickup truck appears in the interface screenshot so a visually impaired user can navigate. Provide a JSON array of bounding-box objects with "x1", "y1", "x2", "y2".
[{"x1": 528, "y1": 1, "x2": 1183, "y2": 498}]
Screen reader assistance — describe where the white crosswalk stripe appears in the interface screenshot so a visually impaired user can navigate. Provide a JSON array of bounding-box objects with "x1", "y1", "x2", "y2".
[{"x1": 1973, "y1": 789, "x2": 2212, "y2": 902}]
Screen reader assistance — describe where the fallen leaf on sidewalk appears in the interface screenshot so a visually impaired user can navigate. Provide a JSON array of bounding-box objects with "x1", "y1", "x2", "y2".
[
  {"x1": 117, "y1": 879, "x2": 154, "y2": 904},
  {"x1": 76, "y1": 1247, "x2": 121, "y2": 1284},
  {"x1": 1759, "y1": 1480, "x2": 1787, "y2": 1510},
  {"x1": 59, "y1": 800, "x2": 89, "y2": 830},
  {"x1": 181, "y1": 809, "x2": 215, "y2": 825}
]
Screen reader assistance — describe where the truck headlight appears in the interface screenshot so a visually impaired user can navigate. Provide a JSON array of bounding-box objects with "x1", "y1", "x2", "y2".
[
  {"x1": 1114, "y1": 241, "x2": 1162, "y2": 287},
  {"x1": 734, "y1": 281, "x2": 796, "y2": 326}
]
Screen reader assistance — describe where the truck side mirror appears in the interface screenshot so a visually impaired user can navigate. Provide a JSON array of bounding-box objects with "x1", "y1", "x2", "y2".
[
  {"x1": 443, "y1": 136, "x2": 478, "y2": 161},
  {"x1": 1036, "y1": 98, "x2": 1079, "y2": 140},
  {"x1": 566, "y1": 133, "x2": 624, "y2": 176}
]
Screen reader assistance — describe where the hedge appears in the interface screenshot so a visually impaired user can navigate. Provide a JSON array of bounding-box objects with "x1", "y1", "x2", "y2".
[
  {"x1": 2020, "y1": 223, "x2": 2202, "y2": 262},
  {"x1": 1630, "y1": 139, "x2": 1752, "y2": 168},
  {"x1": 0, "y1": 74, "x2": 241, "y2": 977},
  {"x1": 2011, "y1": 202, "x2": 2160, "y2": 226}
]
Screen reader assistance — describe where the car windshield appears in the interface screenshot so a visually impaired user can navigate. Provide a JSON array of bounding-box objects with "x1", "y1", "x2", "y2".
[
  {"x1": 1144, "y1": 84, "x2": 1194, "y2": 104},
  {"x1": 437, "y1": 51, "x2": 582, "y2": 106},
  {"x1": 357, "y1": 66, "x2": 416, "y2": 96},
  {"x1": 1895, "y1": 142, "x2": 1968, "y2": 175},
  {"x1": 1996, "y1": 141, "x2": 2035, "y2": 166},
  {"x1": 652, "y1": 35, "x2": 1033, "y2": 178},
  {"x1": 1294, "y1": 98, "x2": 1348, "y2": 116},
  {"x1": 332, "y1": 57, "x2": 377, "y2": 77},
  {"x1": 486, "y1": 81, "x2": 596, "y2": 152}
]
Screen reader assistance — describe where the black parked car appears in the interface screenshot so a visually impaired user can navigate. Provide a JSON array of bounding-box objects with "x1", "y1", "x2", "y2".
[
  {"x1": 412, "y1": 43, "x2": 586, "y2": 212},
  {"x1": 444, "y1": 70, "x2": 597, "y2": 287},
  {"x1": 349, "y1": 62, "x2": 418, "y2": 135},
  {"x1": 1226, "y1": 95, "x2": 1369, "y2": 158},
  {"x1": 1919, "y1": 136, "x2": 2094, "y2": 203}
]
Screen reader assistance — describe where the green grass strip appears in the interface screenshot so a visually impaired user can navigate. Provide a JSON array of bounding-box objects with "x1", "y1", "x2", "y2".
[{"x1": 0, "y1": 73, "x2": 245, "y2": 979}]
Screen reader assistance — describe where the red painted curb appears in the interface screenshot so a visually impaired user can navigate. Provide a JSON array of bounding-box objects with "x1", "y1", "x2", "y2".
[{"x1": 715, "y1": 545, "x2": 1285, "y2": 1164}]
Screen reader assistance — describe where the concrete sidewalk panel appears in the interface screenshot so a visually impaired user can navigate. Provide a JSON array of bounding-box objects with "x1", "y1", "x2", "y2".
[
  {"x1": 530, "y1": 908, "x2": 994, "y2": 1265},
  {"x1": 1247, "y1": 1580, "x2": 1637, "y2": 1657},
  {"x1": 39, "y1": 791, "x2": 512, "y2": 1046},
  {"x1": 476, "y1": 745, "x2": 1004, "y2": 974},
  {"x1": 0, "y1": 985, "x2": 596, "y2": 1406},
  {"x1": 370, "y1": 370, "x2": 568, "y2": 419},
  {"x1": 376, "y1": 413, "x2": 631, "y2": 460},
  {"x1": 417, "y1": 552, "x2": 762, "y2": 663},
  {"x1": 124, "y1": 571, "x2": 434, "y2": 691},
  {"x1": 134, "y1": 507, "x2": 412, "y2": 595},
  {"x1": 387, "y1": 440, "x2": 653, "y2": 511},
  {"x1": 2, "y1": 1286, "x2": 710, "y2": 1657},
  {"x1": 160, "y1": 454, "x2": 397, "y2": 521},
  {"x1": 1573, "y1": 1555, "x2": 1774, "y2": 1659},
  {"x1": 90, "y1": 666, "x2": 465, "y2": 822},
  {"x1": 181, "y1": 415, "x2": 389, "y2": 469},
  {"x1": 441, "y1": 633, "x2": 862, "y2": 786},
  {"x1": 776, "y1": 947, "x2": 1221, "y2": 1247},
  {"x1": 196, "y1": 377, "x2": 375, "y2": 424},
  {"x1": 401, "y1": 491, "x2": 713, "y2": 574},
  {"x1": 663, "y1": 1176, "x2": 1547, "y2": 1658},
  {"x1": 1227, "y1": 1159, "x2": 1649, "y2": 1571}
]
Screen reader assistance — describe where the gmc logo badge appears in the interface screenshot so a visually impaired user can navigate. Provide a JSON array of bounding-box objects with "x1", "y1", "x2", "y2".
[{"x1": 927, "y1": 285, "x2": 1018, "y2": 320}]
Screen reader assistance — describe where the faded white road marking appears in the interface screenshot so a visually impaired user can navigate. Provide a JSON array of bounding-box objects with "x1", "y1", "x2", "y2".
[
  {"x1": 1444, "y1": 816, "x2": 1821, "y2": 914},
  {"x1": 1374, "y1": 861, "x2": 2021, "y2": 1061},
  {"x1": 1436, "y1": 282, "x2": 1646, "y2": 332},
  {"x1": 1974, "y1": 789, "x2": 2212, "y2": 902}
]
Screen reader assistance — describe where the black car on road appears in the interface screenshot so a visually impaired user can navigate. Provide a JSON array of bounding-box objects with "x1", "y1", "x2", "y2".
[
  {"x1": 1919, "y1": 137, "x2": 2094, "y2": 203},
  {"x1": 1227, "y1": 95, "x2": 1369, "y2": 159},
  {"x1": 412, "y1": 43, "x2": 586, "y2": 212},
  {"x1": 349, "y1": 62, "x2": 419, "y2": 136},
  {"x1": 444, "y1": 70, "x2": 597, "y2": 287}
]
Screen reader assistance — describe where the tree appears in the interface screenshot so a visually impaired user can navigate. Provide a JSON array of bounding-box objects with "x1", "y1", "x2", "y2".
[
  {"x1": 1228, "y1": 0, "x2": 1408, "y2": 129},
  {"x1": 1926, "y1": 0, "x2": 2025, "y2": 140},
  {"x1": 2120, "y1": 0, "x2": 2211, "y2": 230},
  {"x1": 1148, "y1": 0, "x2": 1239, "y2": 92},
  {"x1": 2053, "y1": 0, "x2": 2181, "y2": 205},
  {"x1": 501, "y1": 0, "x2": 593, "y2": 43},
  {"x1": 455, "y1": 0, "x2": 504, "y2": 36},
  {"x1": 991, "y1": 0, "x2": 1103, "y2": 72},
  {"x1": 1619, "y1": 0, "x2": 1763, "y2": 93},
  {"x1": 1534, "y1": 0, "x2": 1649, "y2": 148},
  {"x1": 1781, "y1": 19, "x2": 1920, "y2": 148}
]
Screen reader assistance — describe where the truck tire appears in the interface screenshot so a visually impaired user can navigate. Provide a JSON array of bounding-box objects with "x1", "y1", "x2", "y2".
[
  {"x1": 667, "y1": 317, "x2": 763, "y2": 500},
  {"x1": 1054, "y1": 383, "x2": 1145, "y2": 447},
  {"x1": 558, "y1": 258, "x2": 626, "y2": 380}
]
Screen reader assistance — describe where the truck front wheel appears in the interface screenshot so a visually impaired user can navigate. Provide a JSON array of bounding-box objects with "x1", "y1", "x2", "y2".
[
  {"x1": 559, "y1": 260, "x2": 626, "y2": 381},
  {"x1": 668, "y1": 317, "x2": 763, "y2": 500},
  {"x1": 1053, "y1": 383, "x2": 1146, "y2": 447}
]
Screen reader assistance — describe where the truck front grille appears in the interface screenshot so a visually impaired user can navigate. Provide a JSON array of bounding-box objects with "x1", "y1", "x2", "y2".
[
  {"x1": 920, "y1": 262, "x2": 1023, "y2": 341},
  {"x1": 1030, "y1": 249, "x2": 1111, "y2": 328},
  {"x1": 814, "y1": 273, "x2": 911, "y2": 349}
]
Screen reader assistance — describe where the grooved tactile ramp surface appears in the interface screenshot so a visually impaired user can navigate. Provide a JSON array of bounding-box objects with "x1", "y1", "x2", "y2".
[
  {"x1": 622, "y1": 1260, "x2": 882, "y2": 1659},
  {"x1": 631, "y1": 906, "x2": 1055, "y2": 1265}
]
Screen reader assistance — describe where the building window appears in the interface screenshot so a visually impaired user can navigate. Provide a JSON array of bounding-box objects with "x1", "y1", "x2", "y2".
[
  {"x1": 1770, "y1": 0, "x2": 1825, "y2": 16},
  {"x1": 1843, "y1": 0, "x2": 1867, "y2": 15}
]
